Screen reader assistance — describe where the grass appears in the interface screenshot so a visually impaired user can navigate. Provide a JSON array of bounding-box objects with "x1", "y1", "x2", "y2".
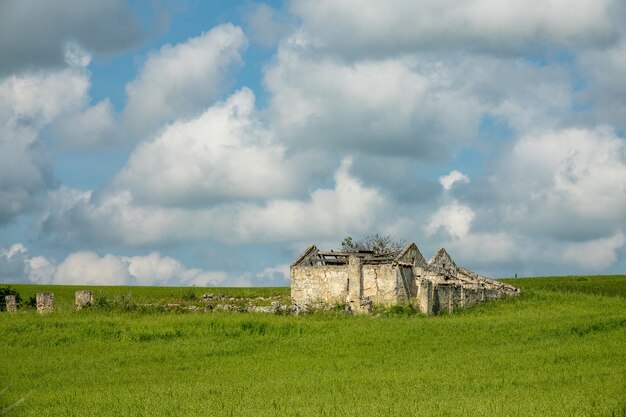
[{"x1": 1, "y1": 276, "x2": 625, "y2": 416}]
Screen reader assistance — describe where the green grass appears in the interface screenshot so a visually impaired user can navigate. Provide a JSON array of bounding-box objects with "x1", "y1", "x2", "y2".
[{"x1": 1, "y1": 276, "x2": 625, "y2": 416}]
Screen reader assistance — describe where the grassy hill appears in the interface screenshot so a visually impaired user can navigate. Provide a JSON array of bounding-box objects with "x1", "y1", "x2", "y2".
[{"x1": 1, "y1": 276, "x2": 625, "y2": 416}]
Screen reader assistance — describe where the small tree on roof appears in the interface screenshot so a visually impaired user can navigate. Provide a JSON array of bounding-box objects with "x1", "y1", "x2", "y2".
[{"x1": 340, "y1": 234, "x2": 406, "y2": 255}]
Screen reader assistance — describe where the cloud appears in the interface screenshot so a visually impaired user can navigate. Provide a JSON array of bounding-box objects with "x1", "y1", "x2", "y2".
[
  {"x1": 116, "y1": 88, "x2": 303, "y2": 206},
  {"x1": 0, "y1": 67, "x2": 86, "y2": 224},
  {"x1": 487, "y1": 127, "x2": 626, "y2": 240},
  {"x1": 0, "y1": 244, "x2": 30, "y2": 283},
  {"x1": 0, "y1": 243, "x2": 228, "y2": 286},
  {"x1": 562, "y1": 232, "x2": 625, "y2": 270},
  {"x1": 244, "y1": 3, "x2": 296, "y2": 48},
  {"x1": 0, "y1": 44, "x2": 125, "y2": 223},
  {"x1": 290, "y1": 0, "x2": 623, "y2": 56},
  {"x1": 424, "y1": 127, "x2": 626, "y2": 275},
  {"x1": 122, "y1": 252, "x2": 227, "y2": 287},
  {"x1": 440, "y1": 170, "x2": 470, "y2": 191},
  {"x1": 232, "y1": 157, "x2": 388, "y2": 242},
  {"x1": 579, "y1": 41, "x2": 626, "y2": 131},
  {"x1": 0, "y1": 0, "x2": 141, "y2": 76},
  {"x1": 52, "y1": 99, "x2": 119, "y2": 148},
  {"x1": 265, "y1": 47, "x2": 481, "y2": 159},
  {"x1": 40, "y1": 156, "x2": 386, "y2": 247},
  {"x1": 123, "y1": 24, "x2": 248, "y2": 138},
  {"x1": 426, "y1": 201, "x2": 475, "y2": 240},
  {"x1": 53, "y1": 252, "x2": 131, "y2": 285}
]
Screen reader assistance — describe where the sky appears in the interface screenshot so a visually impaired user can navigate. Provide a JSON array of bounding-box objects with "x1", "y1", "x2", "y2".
[{"x1": 1, "y1": 0, "x2": 625, "y2": 287}]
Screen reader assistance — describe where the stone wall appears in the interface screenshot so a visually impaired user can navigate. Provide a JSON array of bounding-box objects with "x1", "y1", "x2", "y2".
[
  {"x1": 291, "y1": 265, "x2": 349, "y2": 305},
  {"x1": 362, "y1": 264, "x2": 396, "y2": 304},
  {"x1": 292, "y1": 256, "x2": 419, "y2": 311}
]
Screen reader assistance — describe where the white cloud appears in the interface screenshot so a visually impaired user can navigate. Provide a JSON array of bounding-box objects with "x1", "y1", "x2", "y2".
[
  {"x1": 445, "y1": 232, "x2": 521, "y2": 264},
  {"x1": 0, "y1": 66, "x2": 89, "y2": 223},
  {"x1": 41, "y1": 157, "x2": 386, "y2": 246},
  {"x1": 53, "y1": 252, "x2": 131, "y2": 285},
  {"x1": 265, "y1": 47, "x2": 481, "y2": 158},
  {"x1": 489, "y1": 127, "x2": 626, "y2": 239},
  {"x1": 53, "y1": 99, "x2": 119, "y2": 148},
  {"x1": 123, "y1": 24, "x2": 248, "y2": 138},
  {"x1": 123, "y1": 252, "x2": 226, "y2": 287},
  {"x1": 426, "y1": 201, "x2": 475, "y2": 240},
  {"x1": 0, "y1": 243, "x2": 228, "y2": 286},
  {"x1": 439, "y1": 170, "x2": 470, "y2": 191},
  {"x1": 233, "y1": 157, "x2": 387, "y2": 242},
  {"x1": 561, "y1": 232, "x2": 625, "y2": 270},
  {"x1": 116, "y1": 88, "x2": 302, "y2": 206},
  {"x1": 290, "y1": 0, "x2": 622, "y2": 56}
]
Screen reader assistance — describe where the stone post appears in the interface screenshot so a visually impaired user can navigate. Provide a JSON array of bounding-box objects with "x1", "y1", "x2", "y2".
[
  {"x1": 75, "y1": 290, "x2": 94, "y2": 310},
  {"x1": 5, "y1": 295, "x2": 17, "y2": 313},
  {"x1": 347, "y1": 255, "x2": 364, "y2": 313},
  {"x1": 36, "y1": 292, "x2": 54, "y2": 313}
]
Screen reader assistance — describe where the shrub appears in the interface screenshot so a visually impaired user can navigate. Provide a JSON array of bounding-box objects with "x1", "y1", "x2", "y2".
[{"x1": 0, "y1": 286, "x2": 22, "y2": 311}]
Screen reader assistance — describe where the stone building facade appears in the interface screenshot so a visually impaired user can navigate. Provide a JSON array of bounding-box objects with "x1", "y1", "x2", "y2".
[{"x1": 290, "y1": 243, "x2": 519, "y2": 315}]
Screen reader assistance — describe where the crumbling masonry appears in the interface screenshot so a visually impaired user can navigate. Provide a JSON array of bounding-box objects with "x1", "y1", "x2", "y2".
[{"x1": 290, "y1": 243, "x2": 519, "y2": 315}]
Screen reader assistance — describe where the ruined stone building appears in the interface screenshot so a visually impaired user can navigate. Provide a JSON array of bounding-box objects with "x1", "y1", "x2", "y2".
[{"x1": 290, "y1": 243, "x2": 519, "y2": 315}]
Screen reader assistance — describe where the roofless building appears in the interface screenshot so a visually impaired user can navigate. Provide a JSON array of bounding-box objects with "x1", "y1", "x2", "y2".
[{"x1": 290, "y1": 243, "x2": 519, "y2": 315}]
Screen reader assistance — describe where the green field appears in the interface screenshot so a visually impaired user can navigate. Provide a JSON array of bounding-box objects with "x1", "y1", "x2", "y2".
[{"x1": 1, "y1": 276, "x2": 625, "y2": 416}]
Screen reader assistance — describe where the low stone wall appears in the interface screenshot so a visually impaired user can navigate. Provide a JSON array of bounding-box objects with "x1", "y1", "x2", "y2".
[{"x1": 422, "y1": 283, "x2": 515, "y2": 314}]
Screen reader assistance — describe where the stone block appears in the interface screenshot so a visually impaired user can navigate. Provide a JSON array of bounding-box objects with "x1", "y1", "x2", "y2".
[
  {"x1": 5, "y1": 295, "x2": 17, "y2": 312},
  {"x1": 36, "y1": 292, "x2": 54, "y2": 313},
  {"x1": 75, "y1": 290, "x2": 94, "y2": 310}
]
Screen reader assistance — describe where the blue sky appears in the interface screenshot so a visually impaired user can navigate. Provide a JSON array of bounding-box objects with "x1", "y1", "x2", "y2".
[{"x1": 1, "y1": 0, "x2": 625, "y2": 287}]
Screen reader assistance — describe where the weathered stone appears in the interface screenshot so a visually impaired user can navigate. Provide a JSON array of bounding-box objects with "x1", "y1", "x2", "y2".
[
  {"x1": 291, "y1": 242, "x2": 520, "y2": 316},
  {"x1": 5, "y1": 295, "x2": 17, "y2": 313},
  {"x1": 75, "y1": 290, "x2": 93, "y2": 310},
  {"x1": 36, "y1": 292, "x2": 54, "y2": 313}
]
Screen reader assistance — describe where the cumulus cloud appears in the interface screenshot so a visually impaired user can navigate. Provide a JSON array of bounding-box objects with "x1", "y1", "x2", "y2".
[
  {"x1": 53, "y1": 99, "x2": 119, "y2": 148},
  {"x1": 245, "y1": 3, "x2": 296, "y2": 48},
  {"x1": 116, "y1": 88, "x2": 303, "y2": 206},
  {"x1": 440, "y1": 170, "x2": 470, "y2": 191},
  {"x1": 426, "y1": 201, "x2": 476, "y2": 240},
  {"x1": 579, "y1": 41, "x2": 626, "y2": 131},
  {"x1": 425, "y1": 127, "x2": 626, "y2": 275},
  {"x1": 0, "y1": 67, "x2": 84, "y2": 224},
  {"x1": 0, "y1": 244, "x2": 30, "y2": 283},
  {"x1": 0, "y1": 243, "x2": 228, "y2": 286},
  {"x1": 562, "y1": 232, "x2": 625, "y2": 270},
  {"x1": 232, "y1": 157, "x2": 387, "y2": 242},
  {"x1": 123, "y1": 24, "x2": 248, "y2": 138},
  {"x1": 265, "y1": 46, "x2": 481, "y2": 158},
  {"x1": 487, "y1": 127, "x2": 626, "y2": 240},
  {"x1": 0, "y1": 44, "x2": 124, "y2": 223},
  {"x1": 40, "y1": 157, "x2": 386, "y2": 247},
  {"x1": 0, "y1": 0, "x2": 141, "y2": 76},
  {"x1": 290, "y1": 0, "x2": 623, "y2": 56},
  {"x1": 53, "y1": 252, "x2": 131, "y2": 285}
]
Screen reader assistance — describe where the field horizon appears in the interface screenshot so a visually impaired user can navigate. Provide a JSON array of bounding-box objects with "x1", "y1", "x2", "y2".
[{"x1": 1, "y1": 275, "x2": 625, "y2": 416}]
